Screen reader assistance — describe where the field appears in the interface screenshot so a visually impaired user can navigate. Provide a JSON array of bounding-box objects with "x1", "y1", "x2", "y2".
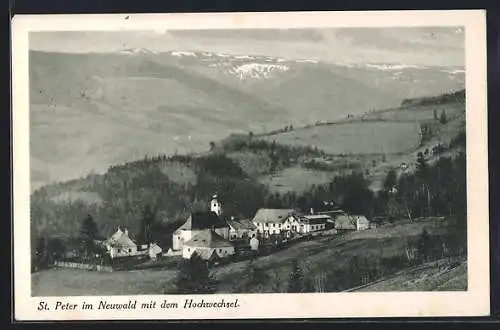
[
  {"x1": 32, "y1": 217, "x2": 461, "y2": 296},
  {"x1": 261, "y1": 121, "x2": 421, "y2": 155},
  {"x1": 259, "y1": 166, "x2": 339, "y2": 194}
]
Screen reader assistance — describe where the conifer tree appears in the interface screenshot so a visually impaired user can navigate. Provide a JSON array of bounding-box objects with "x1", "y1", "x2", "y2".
[
  {"x1": 175, "y1": 253, "x2": 217, "y2": 294},
  {"x1": 80, "y1": 214, "x2": 98, "y2": 258},
  {"x1": 287, "y1": 259, "x2": 305, "y2": 293}
]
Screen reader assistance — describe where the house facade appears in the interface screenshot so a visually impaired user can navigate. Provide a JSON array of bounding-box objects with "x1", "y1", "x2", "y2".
[
  {"x1": 300, "y1": 214, "x2": 330, "y2": 234},
  {"x1": 227, "y1": 217, "x2": 257, "y2": 240},
  {"x1": 335, "y1": 214, "x2": 370, "y2": 231},
  {"x1": 182, "y1": 230, "x2": 235, "y2": 260},
  {"x1": 252, "y1": 208, "x2": 298, "y2": 238},
  {"x1": 105, "y1": 227, "x2": 138, "y2": 259}
]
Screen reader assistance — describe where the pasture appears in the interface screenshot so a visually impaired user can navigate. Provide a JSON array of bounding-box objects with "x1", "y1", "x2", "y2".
[
  {"x1": 261, "y1": 121, "x2": 421, "y2": 155},
  {"x1": 259, "y1": 166, "x2": 338, "y2": 194}
]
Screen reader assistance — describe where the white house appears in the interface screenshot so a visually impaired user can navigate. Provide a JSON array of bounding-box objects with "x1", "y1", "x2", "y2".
[
  {"x1": 353, "y1": 215, "x2": 370, "y2": 230},
  {"x1": 300, "y1": 214, "x2": 330, "y2": 234},
  {"x1": 227, "y1": 217, "x2": 258, "y2": 240},
  {"x1": 148, "y1": 243, "x2": 163, "y2": 261},
  {"x1": 252, "y1": 208, "x2": 299, "y2": 238},
  {"x1": 335, "y1": 214, "x2": 370, "y2": 231},
  {"x1": 172, "y1": 195, "x2": 230, "y2": 251},
  {"x1": 182, "y1": 230, "x2": 235, "y2": 260},
  {"x1": 105, "y1": 227, "x2": 138, "y2": 259}
]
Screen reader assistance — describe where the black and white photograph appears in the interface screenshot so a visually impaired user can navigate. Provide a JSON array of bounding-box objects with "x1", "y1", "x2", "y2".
[{"x1": 12, "y1": 11, "x2": 489, "y2": 320}]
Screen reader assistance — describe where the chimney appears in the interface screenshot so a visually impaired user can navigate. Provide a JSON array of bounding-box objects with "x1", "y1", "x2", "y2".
[
  {"x1": 310, "y1": 208, "x2": 314, "y2": 215},
  {"x1": 124, "y1": 228, "x2": 129, "y2": 236}
]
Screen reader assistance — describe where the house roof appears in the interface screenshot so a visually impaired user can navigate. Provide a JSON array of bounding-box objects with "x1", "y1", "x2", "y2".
[
  {"x1": 227, "y1": 218, "x2": 257, "y2": 230},
  {"x1": 185, "y1": 230, "x2": 234, "y2": 248},
  {"x1": 106, "y1": 229, "x2": 137, "y2": 248},
  {"x1": 335, "y1": 214, "x2": 369, "y2": 229},
  {"x1": 176, "y1": 211, "x2": 228, "y2": 231},
  {"x1": 334, "y1": 215, "x2": 357, "y2": 230},
  {"x1": 192, "y1": 249, "x2": 221, "y2": 261},
  {"x1": 353, "y1": 215, "x2": 370, "y2": 224},
  {"x1": 252, "y1": 208, "x2": 296, "y2": 224},
  {"x1": 302, "y1": 214, "x2": 332, "y2": 224}
]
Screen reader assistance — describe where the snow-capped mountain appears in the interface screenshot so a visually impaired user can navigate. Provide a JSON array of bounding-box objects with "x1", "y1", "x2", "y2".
[{"x1": 30, "y1": 49, "x2": 465, "y2": 188}]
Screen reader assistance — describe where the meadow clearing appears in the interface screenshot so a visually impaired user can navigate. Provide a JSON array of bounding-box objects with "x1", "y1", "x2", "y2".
[{"x1": 261, "y1": 121, "x2": 421, "y2": 155}]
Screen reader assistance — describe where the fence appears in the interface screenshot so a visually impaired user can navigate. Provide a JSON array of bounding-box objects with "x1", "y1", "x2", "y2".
[{"x1": 54, "y1": 260, "x2": 114, "y2": 272}]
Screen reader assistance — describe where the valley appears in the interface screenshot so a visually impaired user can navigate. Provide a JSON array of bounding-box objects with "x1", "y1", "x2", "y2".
[{"x1": 29, "y1": 49, "x2": 465, "y2": 190}]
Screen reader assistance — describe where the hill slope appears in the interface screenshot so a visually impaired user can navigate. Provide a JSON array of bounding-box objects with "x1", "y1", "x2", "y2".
[{"x1": 29, "y1": 50, "x2": 465, "y2": 189}]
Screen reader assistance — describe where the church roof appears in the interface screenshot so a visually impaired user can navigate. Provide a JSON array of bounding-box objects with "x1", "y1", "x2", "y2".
[
  {"x1": 184, "y1": 230, "x2": 234, "y2": 248},
  {"x1": 176, "y1": 211, "x2": 228, "y2": 231}
]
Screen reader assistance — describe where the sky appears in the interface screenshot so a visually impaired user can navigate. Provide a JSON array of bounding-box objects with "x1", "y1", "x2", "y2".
[{"x1": 29, "y1": 27, "x2": 465, "y2": 66}]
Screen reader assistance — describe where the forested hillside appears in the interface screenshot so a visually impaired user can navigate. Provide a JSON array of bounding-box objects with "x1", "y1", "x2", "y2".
[{"x1": 30, "y1": 91, "x2": 467, "y2": 270}]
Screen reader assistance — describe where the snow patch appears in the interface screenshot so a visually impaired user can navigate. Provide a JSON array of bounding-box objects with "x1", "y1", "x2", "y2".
[
  {"x1": 231, "y1": 63, "x2": 290, "y2": 80},
  {"x1": 170, "y1": 51, "x2": 197, "y2": 57},
  {"x1": 118, "y1": 48, "x2": 158, "y2": 56},
  {"x1": 295, "y1": 59, "x2": 318, "y2": 64},
  {"x1": 365, "y1": 63, "x2": 420, "y2": 70}
]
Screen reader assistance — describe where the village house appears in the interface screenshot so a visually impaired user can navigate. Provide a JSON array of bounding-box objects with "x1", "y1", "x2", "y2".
[
  {"x1": 335, "y1": 214, "x2": 371, "y2": 232},
  {"x1": 252, "y1": 208, "x2": 299, "y2": 238},
  {"x1": 105, "y1": 227, "x2": 138, "y2": 259},
  {"x1": 227, "y1": 217, "x2": 258, "y2": 240},
  {"x1": 299, "y1": 214, "x2": 330, "y2": 234},
  {"x1": 172, "y1": 195, "x2": 230, "y2": 251},
  {"x1": 182, "y1": 230, "x2": 235, "y2": 261}
]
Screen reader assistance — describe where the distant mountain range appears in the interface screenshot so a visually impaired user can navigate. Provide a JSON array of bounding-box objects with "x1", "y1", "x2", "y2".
[{"x1": 29, "y1": 49, "x2": 465, "y2": 190}]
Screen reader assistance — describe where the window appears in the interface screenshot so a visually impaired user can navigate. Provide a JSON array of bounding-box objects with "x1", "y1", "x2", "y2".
[
  {"x1": 265, "y1": 223, "x2": 269, "y2": 227},
  {"x1": 128, "y1": 249, "x2": 132, "y2": 253},
  {"x1": 219, "y1": 249, "x2": 222, "y2": 253},
  {"x1": 117, "y1": 249, "x2": 121, "y2": 253},
  {"x1": 273, "y1": 223, "x2": 276, "y2": 227}
]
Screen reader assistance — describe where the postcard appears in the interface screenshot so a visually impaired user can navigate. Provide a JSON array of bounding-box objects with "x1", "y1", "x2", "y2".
[{"x1": 12, "y1": 10, "x2": 489, "y2": 320}]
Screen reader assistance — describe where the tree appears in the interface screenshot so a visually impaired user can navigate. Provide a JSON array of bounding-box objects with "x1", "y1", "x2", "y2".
[
  {"x1": 80, "y1": 214, "x2": 98, "y2": 258},
  {"x1": 439, "y1": 110, "x2": 448, "y2": 124},
  {"x1": 139, "y1": 204, "x2": 155, "y2": 244},
  {"x1": 417, "y1": 228, "x2": 432, "y2": 263},
  {"x1": 287, "y1": 259, "x2": 306, "y2": 293},
  {"x1": 383, "y1": 169, "x2": 398, "y2": 193},
  {"x1": 209, "y1": 141, "x2": 215, "y2": 151},
  {"x1": 175, "y1": 253, "x2": 217, "y2": 294}
]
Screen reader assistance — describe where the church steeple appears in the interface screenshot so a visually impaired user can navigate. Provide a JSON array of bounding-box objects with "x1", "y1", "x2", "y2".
[{"x1": 210, "y1": 194, "x2": 223, "y2": 216}]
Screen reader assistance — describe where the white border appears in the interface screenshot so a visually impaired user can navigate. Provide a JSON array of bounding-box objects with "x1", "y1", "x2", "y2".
[{"x1": 12, "y1": 10, "x2": 489, "y2": 320}]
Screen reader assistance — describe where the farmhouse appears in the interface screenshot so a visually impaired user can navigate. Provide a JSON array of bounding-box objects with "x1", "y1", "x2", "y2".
[
  {"x1": 227, "y1": 217, "x2": 257, "y2": 240},
  {"x1": 252, "y1": 208, "x2": 299, "y2": 238},
  {"x1": 335, "y1": 214, "x2": 371, "y2": 232},
  {"x1": 172, "y1": 195, "x2": 230, "y2": 251},
  {"x1": 299, "y1": 214, "x2": 330, "y2": 234},
  {"x1": 105, "y1": 227, "x2": 138, "y2": 259},
  {"x1": 182, "y1": 230, "x2": 235, "y2": 260}
]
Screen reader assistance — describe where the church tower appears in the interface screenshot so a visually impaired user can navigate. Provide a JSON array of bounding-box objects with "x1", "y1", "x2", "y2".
[{"x1": 210, "y1": 194, "x2": 223, "y2": 216}]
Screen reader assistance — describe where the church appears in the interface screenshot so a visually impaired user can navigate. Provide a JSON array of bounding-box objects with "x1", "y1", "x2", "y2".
[{"x1": 172, "y1": 194, "x2": 230, "y2": 251}]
